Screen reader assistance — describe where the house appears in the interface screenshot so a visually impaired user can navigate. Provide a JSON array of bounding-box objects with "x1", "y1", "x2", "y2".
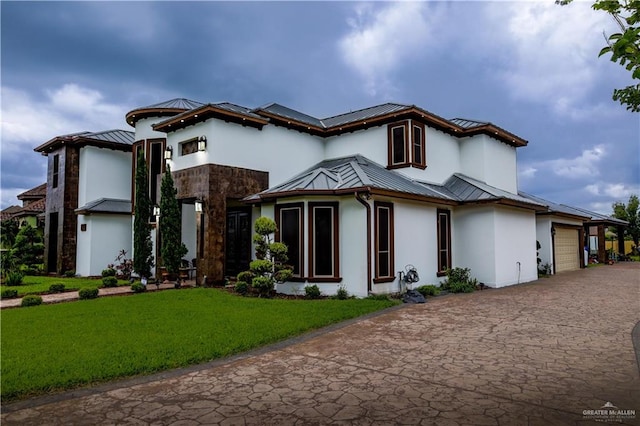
[
  {"x1": 34, "y1": 97, "x2": 625, "y2": 296},
  {"x1": 34, "y1": 130, "x2": 134, "y2": 275},
  {"x1": 0, "y1": 183, "x2": 47, "y2": 250},
  {"x1": 123, "y1": 99, "x2": 547, "y2": 297}
]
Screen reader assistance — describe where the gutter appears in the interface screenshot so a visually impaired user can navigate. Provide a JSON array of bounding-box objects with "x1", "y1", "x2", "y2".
[{"x1": 355, "y1": 192, "x2": 372, "y2": 293}]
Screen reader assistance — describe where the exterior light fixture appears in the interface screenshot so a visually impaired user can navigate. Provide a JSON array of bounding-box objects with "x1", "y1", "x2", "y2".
[
  {"x1": 195, "y1": 199, "x2": 203, "y2": 212},
  {"x1": 153, "y1": 205, "x2": 161, "y2": 217},
  {"x1": 164, "y1": 145, "x2": 173, "y2": 160},
  {"x1": 197, "y1": 136, "x2": 207, "y2": 152},
  {"x1": 551, "y1": 227, "x2": 556, "y2": 236}
]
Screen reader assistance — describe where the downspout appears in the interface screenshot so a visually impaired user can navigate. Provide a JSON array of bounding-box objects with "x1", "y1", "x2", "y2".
[{"x1": 355, "y1": 192, "x2": 372, "y2": 293}]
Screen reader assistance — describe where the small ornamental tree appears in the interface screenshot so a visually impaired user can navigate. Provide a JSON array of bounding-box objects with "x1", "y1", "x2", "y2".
[
  {"x1": 159, "y1": 164, "x2": 187, "y2": 277},
  {"x1": 133, "y1": 151, "x2": 154, "y2": 279},
  {"x1": 236, "y1": 217, "x2": 293, "y2": 297},
  {"x1": 11, "y1": 223, "x2": 44, "y2": 272}
]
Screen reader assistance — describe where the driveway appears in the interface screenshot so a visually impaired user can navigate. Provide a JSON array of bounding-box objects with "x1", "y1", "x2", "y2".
[{"x1": 2, "y1": 263, "x2": 639, "y2": 425}]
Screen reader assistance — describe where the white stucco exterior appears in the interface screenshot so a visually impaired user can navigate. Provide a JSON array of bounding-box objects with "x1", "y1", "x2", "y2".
[
  {"x1": 78, "y1": 146, "x2": 131, "y2": 207},
  {"x1": 133, "y1": 117, "x2": 170, "y2": 141},
  {"x1": 165, "y1": 120, "x2": 325, "y2": 187},
  {"x1": 460, "y1": 135, "x2": 517, "y2": 193},
  {"x1": 76, "y1": 214, "x2": 132, "y2": 276}
]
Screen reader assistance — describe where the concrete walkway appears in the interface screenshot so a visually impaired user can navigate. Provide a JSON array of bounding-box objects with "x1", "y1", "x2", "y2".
[{"x1": 2, "y1": 263, "x2": 639, "y2": 425}]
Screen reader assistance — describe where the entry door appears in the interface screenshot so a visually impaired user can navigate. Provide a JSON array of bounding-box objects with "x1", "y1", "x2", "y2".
[
  {"x1": 225, "y1": 209, "x2": 251, "y2": 277},
  {"x1": 47, "y1": 212, "x2": 59, "y2": 273}
]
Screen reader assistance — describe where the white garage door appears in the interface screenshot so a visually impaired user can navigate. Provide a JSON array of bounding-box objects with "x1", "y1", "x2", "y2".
[{"x1": 555, "y1": 227, "x2": 579, "y2": 273}]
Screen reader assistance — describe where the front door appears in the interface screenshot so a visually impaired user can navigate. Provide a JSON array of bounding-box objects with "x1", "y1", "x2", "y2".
[{"x1": 225, "y1": 208, "x2": 251, "y2": 277}]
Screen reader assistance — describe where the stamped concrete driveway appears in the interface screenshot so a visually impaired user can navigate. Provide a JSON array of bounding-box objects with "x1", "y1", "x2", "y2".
[{"x1": 2, "y1": 263, "x2": 639, "y2": 425}]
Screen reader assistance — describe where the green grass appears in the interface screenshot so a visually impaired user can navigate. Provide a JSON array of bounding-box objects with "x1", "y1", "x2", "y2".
[
  {"x1": 1, "y1": 288, "x2": 397, "y2": 401},
  {"x1": 1, "y1": 275, "x2": 129, "y2": 297}
]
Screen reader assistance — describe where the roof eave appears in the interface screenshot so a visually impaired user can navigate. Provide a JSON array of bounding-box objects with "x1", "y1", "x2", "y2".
[
  {"x1": 153, "y1": 105, "x2": 269, "y2": 133},
  {"x1": 125, "y1": 107, "x2": 189, "y2": 127}
]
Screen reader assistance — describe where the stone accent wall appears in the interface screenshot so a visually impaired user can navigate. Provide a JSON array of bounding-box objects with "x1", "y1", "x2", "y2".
[
  {"x1": 172, "y1": 164, "x2": 269, "y2": 285},
  {"x1": 44, "y1": 146, "x2": 79, "y2": 274}
]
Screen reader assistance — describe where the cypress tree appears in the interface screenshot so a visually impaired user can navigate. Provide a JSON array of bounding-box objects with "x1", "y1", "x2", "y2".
[
  {"x1": 133, "y1": 150, "x2": 154, "y2": 278},
  {"x1": 159, "y1": 164, "x2": 187, "y2": 276}
]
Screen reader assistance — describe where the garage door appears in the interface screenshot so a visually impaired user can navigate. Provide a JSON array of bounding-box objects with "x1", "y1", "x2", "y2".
[{"x1": 555, "y1": 227, "x2": 579, "y2": 273}]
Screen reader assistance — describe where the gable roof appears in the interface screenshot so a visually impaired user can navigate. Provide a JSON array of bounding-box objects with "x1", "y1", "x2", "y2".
[
  {"x1": 75, "y1": 198, "x2": 131, "y2": 215},
  {"x1": 1, "y1": 205, "x2": 23, "y2": 221},
  {"x1": 17, "y1": 183, "x2": 47, "y2": 201},
  {"x1": 34, "y1": 129, "x2": 135, "y2": 154},
  {"x1": 125, "y1": 98, "x2": 205, "y2": 126},
  {"x1": 247, "y1": 154, "x2": 544, "y2": 211},
  {"x1": 144, "y1": 98, "x2": 528, "y2": 147}
]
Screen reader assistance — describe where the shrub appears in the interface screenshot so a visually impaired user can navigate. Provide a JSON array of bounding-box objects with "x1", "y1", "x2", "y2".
[
  {"x1": 416, "y1": 285, "x2": 440, "y2": 297},
  {"x1": 5, "y1": 271, "x2": 24, "y2": 286},
  {"x1": 442, "y1": 267, "x2": 477, "y2": 293},
  {"x1": 538, "y1": 263, "x2": 551, "y2": 276},
  {"x1": 49, "y1": 283, "x2": 66, "y2": 293},
  {"x1": 447, "y1": 280, "x2": 476, "y2": 293},
  {"x1": 79, "y1": 288, "x2": 99, "y2": 300},
  {"x1": 101, "y1": 268, "x2": 116, "y2": 277},
  {"x1": 305, "y1": 284, "x2": 322, "y2": 299},
  {"x1": 102, "y1": 276, "x2": 118, "y2": 288},
  {"x1": 252, "y1": 276, "x2": 274, "y2": 298},
  {"x1": 234, "y1": 281, "x2": 249, "y2": 296},
  {"x1": 334, "y1": 285, "x2": 349, "y2": 300},
  {"x1": 131, "y1": 283, "x2": 146, "y2": 293},
  {"x1": 63, "y1": 270, "x2": 76, "y2": 278},
  {"x1": 1, "y1": 288, "x2": 18, "y2": 299},
  {"x1": 21, "y1": 295, "x2": 43, "y2": 307}
]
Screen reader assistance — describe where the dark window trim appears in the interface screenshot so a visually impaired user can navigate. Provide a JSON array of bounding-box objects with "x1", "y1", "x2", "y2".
[
  {"x1": 275, "y1": 202, "x2": 304, "y2": 277},
  {"x1": 308, "y1": 202, "x2": 340, "y2": 280},
  {"x1": 437, "y1": 209, "x2": 452, "y2": 274},
  {"x1": 179, "y1": 137, "x2": 199, "y2": 156},
  {"x1": 387, "y1": 121, "x2": 409, "y2": 169},
  {"x1": 411, "y1": 122, "x2": 426, "y2": 169},
  {"x1": 374, "y1": 201, "x2": 395, "y2": 282}
]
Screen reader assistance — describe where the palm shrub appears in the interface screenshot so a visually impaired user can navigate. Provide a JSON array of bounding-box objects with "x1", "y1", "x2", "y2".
[
  {"x1": 5, "y1": 271, "x2": 24, "y2": 286},
  {"x1": 236, "y1": 217, "x2": 293, "y2": 298},
  {"x1": 159, "y1": 164, "x2": 188, "y2": 278}
]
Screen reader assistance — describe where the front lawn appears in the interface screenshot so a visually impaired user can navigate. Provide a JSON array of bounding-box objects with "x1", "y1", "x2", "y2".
[
  {"x1": 1, "y1": 288, "x2": 397, "y2": 401},
  {"x1": 1, "y1": 275, "x2": 129, "y2": 297}
]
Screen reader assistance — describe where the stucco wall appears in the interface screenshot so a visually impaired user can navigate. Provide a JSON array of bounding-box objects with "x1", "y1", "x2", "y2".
[
  {"x1": 165, "y1": 119, "x2": 325, "y2": 187},
  {"x1": 453, "y1": 205, "x2": 497, "y2": 286},
  {"x1": 76, "y1": 214, "x2": 132, "y2": 276},
  {"x1": 134, "y1": 117, "x2": 169, "y2": 141},
  {"x1": 78, "y1": 146, "x2": 131, "y2": 207},
  {"x1": 493, "y1": 207, "x2": 537, "y2": 286},
  {"x1": 460, "y1": 135, "x2": 518, "y2": 193}
]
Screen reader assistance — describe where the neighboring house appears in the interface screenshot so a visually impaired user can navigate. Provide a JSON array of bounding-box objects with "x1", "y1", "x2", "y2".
[
  {"x1": 35, "y1": 97, "x2": 625, "y2": 296},
  {"x1": 34, "y1": 130, "x2": 134, "y2": 275},
  {"x1": 0, "y1": 183, "x2": 47, "y2": 249}
]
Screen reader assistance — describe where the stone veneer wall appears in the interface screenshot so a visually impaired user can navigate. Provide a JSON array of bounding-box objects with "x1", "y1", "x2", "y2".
[
  {"x1": 44, "y1": 145, "x2": 79, "y2": 274},
  {"x1": 172, "y1": 164, "x2": 269, "y2": 285}
]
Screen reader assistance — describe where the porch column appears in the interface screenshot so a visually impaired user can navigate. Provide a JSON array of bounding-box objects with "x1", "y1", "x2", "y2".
[
  {"x1": 617, "y1": 225, "x2": 626, "y2": 255},
  {"x1": 597, "y1": 224, "x2": 606, "y2": 263}
]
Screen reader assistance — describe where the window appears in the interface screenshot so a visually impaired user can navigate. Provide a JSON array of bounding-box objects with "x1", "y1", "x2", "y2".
[
  {"x1": 180, "y1": 138, "x2": 198, "y2": 156},
  {"x1": 374, "y1": 202, "x2": 394, "y2": 282},
  {"x1": 149, "y1": 140, "x2": 165, "y2": 207},
  {"x1": 387, "y1": 121, "x2": 409, "y2": 168},
  {"x1": 52, "y1": 154, "x2": 59, "y2": 188},
  {"x1": 437, "y1": 209, "x2": 451, "y2": 274},
  {"x1": 275, "y1": 203, "x2": 304, "y2": 277},
  {"x1": 412, "y1": 123, "x2": 426, "y2": 169},
  {"x1": 308, "y1": 202, "x2": 340, "y2": 281}
]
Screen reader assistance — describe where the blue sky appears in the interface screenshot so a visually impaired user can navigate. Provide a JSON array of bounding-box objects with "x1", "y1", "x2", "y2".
[{"x1": 1, "y1": 1, "x2": 638, "y2": 213}]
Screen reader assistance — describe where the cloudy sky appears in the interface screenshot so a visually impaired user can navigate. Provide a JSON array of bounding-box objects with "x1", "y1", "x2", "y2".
[{"x1": 1, "y1": 1, "x2": 638, "y2": 213}]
